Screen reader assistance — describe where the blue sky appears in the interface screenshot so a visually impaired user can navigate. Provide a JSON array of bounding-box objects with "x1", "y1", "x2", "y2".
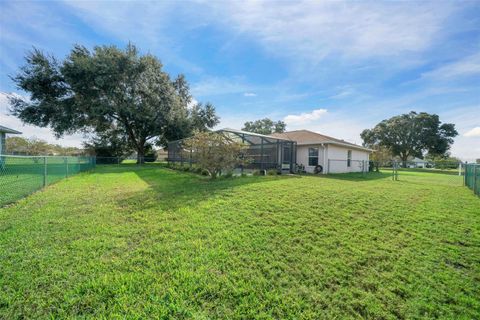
[{"x1": 0, "y1": 1, "x2": 479, "y2": 160}]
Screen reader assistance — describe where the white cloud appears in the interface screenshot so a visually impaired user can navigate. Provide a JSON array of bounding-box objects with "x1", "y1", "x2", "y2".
[
  {"x1": 61, "y1": 1, "x2": 461, "y2": 72},
  {"x1": 284, "y1": 108, "x2": 327, "y2": 125},
  {"x1": 421, "y1": 53, "x2": 480, "y2": 80},
  {"x1": 464, "y1": 127, "x2": 480, "y2": 137},
  {"x1": 449, "y1": 136, "x2": 480, "y2": 162},
  {"x1": 434, "y1": 106, "x2": 480, "y2": 162},
  {"x1": 191, "y1": 77, "x2": 255, "y2": 97},
  {"x1": 243, "y1": 92, "x2": 257, "y2": 97},
  {"x1": 329, "y1": 86, "x2": 356, "y2": 99},
  {"x1": 212, "y1": 1, "x2": 456, "y2": 63},
  {"x1": 282, "y1": 109, "x2": 371, "y2": 145},
  {"x1": 187, "y1": 98, "x2": 198, "y2": 109},
  {"x1": 0, "y1": 92, "x2": 85, "y2": 147}
]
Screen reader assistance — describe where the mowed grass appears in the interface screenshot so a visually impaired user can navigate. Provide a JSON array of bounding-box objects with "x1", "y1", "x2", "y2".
[
  {"x1": 1, "y1": 165, "x2": 479, "y2": 319},
  {"x1": 0, "y1": 160, "x2": 93, "y2": 206},
  {"x1": 396, "y1": 168, "x2": 464, "y2": 187}
]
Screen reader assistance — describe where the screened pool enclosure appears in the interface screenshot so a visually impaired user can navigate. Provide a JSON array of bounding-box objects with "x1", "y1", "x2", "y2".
[{"x1": 167, "y1": 129, "x2": 297, "y2": 173}]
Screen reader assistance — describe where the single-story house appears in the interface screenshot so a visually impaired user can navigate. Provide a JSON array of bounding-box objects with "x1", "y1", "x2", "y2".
[
  {"x1": 156, "y1": 148, "x2": 168, "y2": 161},
  {"x1": 270, "y1": 130, "x2": 372, "y2": 174},
  {"x1": 407, "y1": 157, "x2": 428, "y2": 168},
  {"x1": 0, "y1": 125, "x2": 22, "y2": 155}
]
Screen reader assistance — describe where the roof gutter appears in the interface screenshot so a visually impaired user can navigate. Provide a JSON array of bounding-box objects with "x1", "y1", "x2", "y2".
[{"x1": 297, "y1": 140, "x2": 372, "y2": 152}]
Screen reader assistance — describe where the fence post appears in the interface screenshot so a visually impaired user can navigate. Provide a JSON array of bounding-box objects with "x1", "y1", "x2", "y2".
[
  {"x1": 392, "y1": 161, "x2": 394, "y2": 181},
  {"x1": 43, "y1": 156, "x2": 47, "y2": 187},
  {"x1": 260, "y1": 137, "x2": 264, "y2": 170},
  {"x1": 65, "y1": 157, "x2": 69, "y2": 178},
  {"x1": 474, "y1": 165, "x2": 478, "y2": 195},
  {"x1": 392, "y1": 161, "x2": 397, "y2": 181}
]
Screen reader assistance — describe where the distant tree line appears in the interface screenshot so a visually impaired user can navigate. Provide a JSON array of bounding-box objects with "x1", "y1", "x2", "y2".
[
  {"x1": 6, "y1": 136, "x2": 85, "y2": 156},
  {"x1": 242, "y1": 118, "x2": 286, "y2": 135}
]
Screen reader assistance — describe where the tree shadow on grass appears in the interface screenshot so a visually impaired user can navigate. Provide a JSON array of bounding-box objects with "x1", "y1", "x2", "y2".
[{"x1": 93, "y1": 164, "x2": 294, "y2": 213}]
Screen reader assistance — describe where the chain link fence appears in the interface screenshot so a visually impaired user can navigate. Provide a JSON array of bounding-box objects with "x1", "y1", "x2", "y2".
[
  {"x1": 0, "y1": 155, "x2": 95, "y2": 206},
  {"x1": 327, "y1": 159, "x2": 369, "y2": 174},
  {"x1": 167, "y1": 129, "x2": 297, "y2": 174},
  {"x1": 465, "y1": 163, "x2": 480, "y2": 196},
  {"x1": 375, "y1": 160, "x2": 465, "y2": 187}
]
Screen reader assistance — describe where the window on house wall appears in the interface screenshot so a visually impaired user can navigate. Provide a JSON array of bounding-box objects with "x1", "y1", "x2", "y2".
[
  {"x1": 347, "y1": 150, "x2": 352, "y2": 167},
  {"x1": 308, "y1": 147, "x2": 318, "y2": 166}
]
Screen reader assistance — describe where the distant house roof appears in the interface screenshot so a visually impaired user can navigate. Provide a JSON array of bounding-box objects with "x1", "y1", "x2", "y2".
[
  {"x1": 0, "y1": 125, "x2": 22, "y2": 134},
  {"x1": 411, "y1": 157, "x2": 427, "y2": 163},
  {"x1": 270, "y1": 130, "x2": 372, "y2": 152}
]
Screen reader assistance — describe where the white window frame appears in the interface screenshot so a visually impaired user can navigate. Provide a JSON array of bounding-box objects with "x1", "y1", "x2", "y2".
[{"x1": 308, "y1": 147, "x2": 319, "y2": 166}]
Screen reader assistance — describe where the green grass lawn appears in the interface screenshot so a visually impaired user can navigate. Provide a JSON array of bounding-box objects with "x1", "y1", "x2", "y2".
[
  {"x1": 0, "y1": 161, "x2": 93, "y2": 206},
  {"x1": 1, "y1": 165, "x2": 479, "y2": 319},
  {"x1": 396, "y1": 168, "x2": 464, "y2": 187}
]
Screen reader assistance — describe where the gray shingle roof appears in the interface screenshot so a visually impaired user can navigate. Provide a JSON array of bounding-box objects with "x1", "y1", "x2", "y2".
[{"x1": 270, "y1": 130, "x2": 372, "y2": 151}]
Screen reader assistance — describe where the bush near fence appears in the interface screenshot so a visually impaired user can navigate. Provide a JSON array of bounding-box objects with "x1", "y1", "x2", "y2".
[{"x1": 0, "y1": 155, "x2": 95, "y2": 206}]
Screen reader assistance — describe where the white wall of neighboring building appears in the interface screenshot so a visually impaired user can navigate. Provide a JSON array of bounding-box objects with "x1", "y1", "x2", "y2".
[{"x1": 325, "y1": 144, "x2": 370, "y2": 173}]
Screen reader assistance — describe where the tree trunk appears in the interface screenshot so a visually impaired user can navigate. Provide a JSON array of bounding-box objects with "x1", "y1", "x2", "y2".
[
  {"x1": 210, "y1": 169, "x2": 218, "y2": 179},
  {"x1": 137, "y1": 145, "x2": 145, "y2": 164},
  {"x1": 401, "y1": 154, "x2": 408, "y2": 168}
]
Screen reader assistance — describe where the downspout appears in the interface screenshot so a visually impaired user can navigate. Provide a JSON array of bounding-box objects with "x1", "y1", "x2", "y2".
[{"x1": 322, "y1": 143, "x2": 328, "y2": 174}]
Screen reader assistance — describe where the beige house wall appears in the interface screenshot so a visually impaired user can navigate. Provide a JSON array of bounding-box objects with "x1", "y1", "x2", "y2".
[
  {"x1": 326, "y1": 145, "x2": 370, "y2": 173},
  {"x1": 295, "y1": 143, "x2": 370, "y2": 174},
  {"x1": 296, "y1": 144, "x2": 326, "y2": 173}
]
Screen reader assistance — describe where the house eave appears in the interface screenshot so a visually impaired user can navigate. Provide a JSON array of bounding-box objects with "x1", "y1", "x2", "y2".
[
  {"x1": 296, "y1": 140, "x2": 373, "y2": 152},
  {"x1": 0, "y1": 125, "x2": 22, "y2": 134}
]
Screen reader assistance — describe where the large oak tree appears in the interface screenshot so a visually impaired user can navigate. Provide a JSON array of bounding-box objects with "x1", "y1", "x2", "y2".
[
  {"x1": 242, "y1": 118, "x2": 286, "y2": 135},
  {"x1": 361, "y1": 111, "x2": 458, "y2": 166},
  {"x1": 9, "y1": 44, "x2": 218, "y2": 163}
]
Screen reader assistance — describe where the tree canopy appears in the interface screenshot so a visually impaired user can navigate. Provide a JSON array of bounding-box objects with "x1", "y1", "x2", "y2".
[
  {"x1": 9, "y1": 44, "x2": 219, "y2": 163},
  {"x1": 361, "y1": 111, "x2": 458, "y2": 164},
  {"x1": 242, "y1": 118, "x2": 286, "y2": 135}
]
